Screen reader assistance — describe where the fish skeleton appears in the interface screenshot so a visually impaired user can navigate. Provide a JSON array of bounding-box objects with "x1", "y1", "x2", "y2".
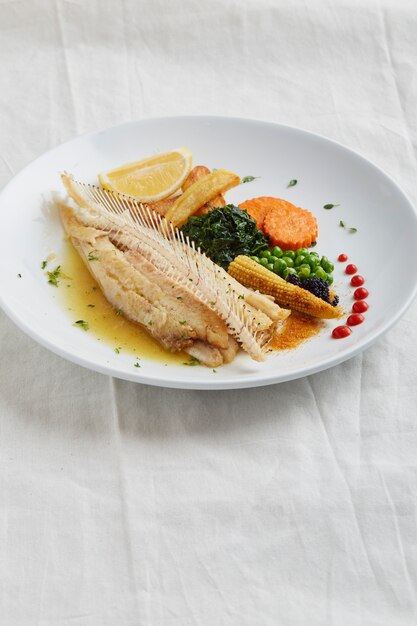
[{"x1": 59, "y1": 174, "x2": 290, "y2": 366}]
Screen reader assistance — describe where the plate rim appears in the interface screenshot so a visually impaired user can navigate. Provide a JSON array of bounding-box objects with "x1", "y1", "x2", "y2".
[{"x1": 1, "y1": 114, "x2": 417, "y2": 390}]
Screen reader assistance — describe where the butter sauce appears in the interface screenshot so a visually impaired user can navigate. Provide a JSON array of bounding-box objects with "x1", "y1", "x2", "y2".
[{"x1": 59, "y1": 240, "x2": 187, "y2": 365}]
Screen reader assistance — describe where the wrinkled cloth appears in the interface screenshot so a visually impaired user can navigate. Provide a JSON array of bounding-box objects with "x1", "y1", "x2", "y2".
[{"x1": 1, "y1": 0, "x2": 417, "y2": 624}]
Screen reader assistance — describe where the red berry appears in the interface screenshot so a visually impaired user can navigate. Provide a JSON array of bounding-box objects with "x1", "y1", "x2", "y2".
[
  {"x1": 350, "y1": 275, "x2": 364, "y2": 287},
  {"x1": 354, "y1": 287, "x2": 369, "y2": 300},
  {"x1": 338, "y1": 253, "x2": 348, "y2": 262},
  {"x1": 352, "y1": 300, "x2": 368, "y2": 313},
  {"x1": 347, "y1": 313, "x2": 365, "y2": 326},
  {"x1": 345, "y1": 264, "x2": 357, "y2": 275},
  {"x1": 332, "y1": 325, "x2": 352, "y2": 339}
]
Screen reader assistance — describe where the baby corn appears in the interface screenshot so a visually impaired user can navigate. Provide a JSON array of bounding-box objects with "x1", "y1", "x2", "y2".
[{"x1": 228, "y1": 256, "x2": 342, "y2": 319}]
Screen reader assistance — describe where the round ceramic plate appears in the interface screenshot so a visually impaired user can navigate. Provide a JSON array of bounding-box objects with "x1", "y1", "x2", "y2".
[{"x1": 1, "y1": 116, "x2": 417, "y2": 389}]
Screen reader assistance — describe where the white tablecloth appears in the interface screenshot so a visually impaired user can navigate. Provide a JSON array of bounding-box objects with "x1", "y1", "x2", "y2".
[{"x1": 1, "y1": 1, "x2": 417, "y2": 624}]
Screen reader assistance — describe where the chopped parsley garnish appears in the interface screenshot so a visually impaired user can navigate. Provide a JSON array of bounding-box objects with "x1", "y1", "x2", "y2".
[
  {"x1": 176, "y1": 296, "x2": 183, "y2": 301},
  {"x1": 114, "y1": 347, "x2": 121, "y2": 354},
  {"x1": 183, "y1": 356, "x2": 200, "y2": 366},
  {"x1": 114, "y1": 308, "x2": 122, "y2": 316},
  {"x1": 87, "y1": 304, "x2": 95, "y2": 308},
  {"x1": 17, "y1": 273, "x2": 22, "y2": 278},
  {"x1": 238, "y1": 294, "x2": 244, "y2": 300},
  {"x1": 339, "y1": 220, "x2": 357, "y2": 233},
  {"x1": 87, "y1": 250, "x2": 99, "y2": 261},
  {"x1": 241, "y1": 175, "x2": 259, "y2": 184},
  {"x1": 73, "y1": 319, "x2": 89, "y2": 331},
  {"x1": 47, "y1": 265, "x2": 62, "y2": 287},
  {"x1": 323, "y1": 203, "x2": 340, "y2": 210},
  {"x1": 179, "y1": 320, "x2": 186, "y2": 325},
  {"x1": 134, "y1": 362, "x2": 141, "y2": 368},
  {"x1": 148, "y1": 320, "x2": 153, "y2": 326},
  {"x1": 41, "y1": 260, "x2": 48, "y2": 270},
  {"x1": 287, "y1": 179, "x2": 297, "y2": 188},
  {"x1": 212, "y1": 369, "x2": 217, "y2": 373}
]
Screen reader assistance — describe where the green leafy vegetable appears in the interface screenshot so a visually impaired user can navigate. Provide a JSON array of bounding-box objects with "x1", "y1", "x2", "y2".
[
  {"x1": 181, "y1": 204, "x2": 269, "y2": 269},
  {"x1": 87, "y1": 250, "x2": 99, "y2": 261}
]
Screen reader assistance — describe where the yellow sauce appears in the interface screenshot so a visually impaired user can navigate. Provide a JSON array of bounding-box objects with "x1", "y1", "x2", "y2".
[{"x1": 59, "y1": 240, "x2": 187, "y2": 364}]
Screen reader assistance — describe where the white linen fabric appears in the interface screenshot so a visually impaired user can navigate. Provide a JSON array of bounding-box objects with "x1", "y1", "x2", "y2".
[{"x1": 1, "y1": 0, "x2": 417, "y2": 624}]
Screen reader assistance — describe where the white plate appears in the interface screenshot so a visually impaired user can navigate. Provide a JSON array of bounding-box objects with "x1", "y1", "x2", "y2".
[{"x1": 1, "y1": 116, "x2": 417, "y2": 389}]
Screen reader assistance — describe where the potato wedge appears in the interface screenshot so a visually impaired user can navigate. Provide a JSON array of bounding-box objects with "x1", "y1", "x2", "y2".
[
  {"x1": 182, "y1": 166, "x2": 226, "y2": 215},
  {"x1": 165, "y1": 169, "x2": 240, "y2": 227}
]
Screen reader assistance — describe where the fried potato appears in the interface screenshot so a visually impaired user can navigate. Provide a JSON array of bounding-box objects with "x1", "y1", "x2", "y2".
[
  {"x1": 182, "y1": 166, "x2": 226, "y2": 215},
  {"x1": 165, "y1": 169, "x2": 240, "y2": 227}
]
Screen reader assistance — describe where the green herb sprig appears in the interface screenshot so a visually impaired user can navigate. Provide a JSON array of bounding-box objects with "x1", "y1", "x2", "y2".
[
  {"x1": 73, "y1": 320, "x2": 89, "y2": 331},
  {"x1": 183, "y1": 356, "x2": 200, "y2": 366},
  {"x1": 47, "y1": 266, "x2": 62, "y2": 287},
  {"x1": 339, "y1": 220, "x2": 357, "y2": 233}
]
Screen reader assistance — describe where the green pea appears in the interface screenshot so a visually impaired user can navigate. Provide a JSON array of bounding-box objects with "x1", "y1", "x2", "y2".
[
  {"x1": 260, "y1": 250, "x2": 271, "y2": 260},
  {"x1": 282, "y1": 256, "x2": 294, "y2": 268},
  {"x1": 259, "y1": 257, "x2": 269, "y2": 267},
  {"x1": 327, "y1": 274, "x2": 334, "y2": 285},
  {"x1": 271, "y1": 246, "x2": 283, "y2": 258},
  {"x1": 309, "y1": 251, "x2": 320, "y2": 259},
  {"x1": 298, "y1": 265, "x2": 311, "y2": 279},
  {"x1": 283, "y1": 250, "x2": 295, "y2": 260},
  {"x1": 294, "y1": 254, "x2": 306, "y2": 267},
  {"x1": 283, "y1": 267, "x2": 297, "y2": 279},
  {"x1": 303, "y1": 254, "x2": 318, "y2": 269},
  {"x1": 273, "y1": 258, "x2": 287, "y2": 275},
  {"x1": 315, "y1": 267, "x2": 328, "y2": 281},
  {"x1": 296, "y1": 247, "x2": 308, "y2": 257},
  {"x1": 322, "y1": 259, "x2": 334, "y2": 273},
  {"x1": 266, "y1": 263, "x2": 275, "y2": 272},
  {"x1": 250, "y1": 256, "x2": 260, "y2": 263}
]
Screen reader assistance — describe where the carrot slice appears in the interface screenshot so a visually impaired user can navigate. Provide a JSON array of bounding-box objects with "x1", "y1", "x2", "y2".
[
  {"x1": 241, "y1": 196, "x2": 318, "y2": 250},
  {"x1": 239, "y1": 198, "x2": 270, "y2": 230}
]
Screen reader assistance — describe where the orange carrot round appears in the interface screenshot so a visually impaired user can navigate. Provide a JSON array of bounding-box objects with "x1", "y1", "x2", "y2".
[
  {"x1": 239, "y1": 198, "x2": 270, "y2": 230},
  {"x1": 241, "y1": 196, "x2": 318, "y2": 250}
]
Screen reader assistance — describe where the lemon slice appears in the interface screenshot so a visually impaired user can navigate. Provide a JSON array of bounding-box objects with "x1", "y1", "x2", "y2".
[{"x1": 98, "y1": 147, "x2": 192, "y2": 202}]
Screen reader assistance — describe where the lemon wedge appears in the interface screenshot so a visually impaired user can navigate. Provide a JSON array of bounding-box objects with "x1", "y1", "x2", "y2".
[{"x1": 98, "y1": 147, "x2": 193, "y2": 202}]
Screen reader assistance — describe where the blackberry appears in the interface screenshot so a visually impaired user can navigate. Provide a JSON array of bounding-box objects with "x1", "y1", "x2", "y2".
[{"x1": 286, "y1": 275, "x2": 339, "y2": 306}]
